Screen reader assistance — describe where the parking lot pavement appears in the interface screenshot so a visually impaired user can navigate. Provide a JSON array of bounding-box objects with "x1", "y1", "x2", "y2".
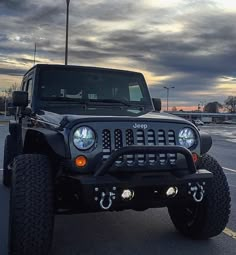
[
  {"x1": 0, "y1": 124, "x2": 236, "y2": 255},
  {"x1": 200, "y1": 124, "x2": 236, "y2": 143}
]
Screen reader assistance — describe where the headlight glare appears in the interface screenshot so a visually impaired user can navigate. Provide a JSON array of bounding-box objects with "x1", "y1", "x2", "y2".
[
  {"x1": 178, "y1": 128, "x2": 195, "y2": 148},
  {"x1": 73, "y1": 126, "x2": 95, "y2": 150}
]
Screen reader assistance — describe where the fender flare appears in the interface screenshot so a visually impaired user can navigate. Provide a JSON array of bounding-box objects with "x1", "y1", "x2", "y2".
[
  {"x1": 199, "y1": 131, "x2": 212, "y2": 155},
  {"x1": 24, "y1": 128, "x2": 68, "y2": 158}
]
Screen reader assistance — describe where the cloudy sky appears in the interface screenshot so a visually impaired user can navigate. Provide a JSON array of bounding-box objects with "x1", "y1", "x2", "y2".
[{"x1": 0, "y1": 0, "x2": 236, "y2": 110}]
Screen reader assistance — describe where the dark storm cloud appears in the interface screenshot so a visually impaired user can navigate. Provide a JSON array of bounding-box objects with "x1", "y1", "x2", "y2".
[
  {"x1": 87, "y1": 10, "x2": 236, "y2": 99},
  {"x1": 25, "y1": 5, "x2": 64, "y2": 24},
  {"x1": 0, "y1": 67, "x2": 26, "y2": 76},
  {"x1": 76, "y1": 1, "x2": 138, "y2": 21},
  {"x1": 0, "y1": 0, "x2": 27, "y2": 9},
  {"x1": 70, "y1": 0, "x2": 153, "y2": 22}
]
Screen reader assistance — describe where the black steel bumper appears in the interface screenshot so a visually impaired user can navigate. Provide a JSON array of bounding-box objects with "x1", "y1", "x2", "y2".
[
  {"x1": 94, "y1": 145, "x2": 197, "y2": 176},
  {"x1": 57, "y1": 146, "x2": 213, "y2": 213}
]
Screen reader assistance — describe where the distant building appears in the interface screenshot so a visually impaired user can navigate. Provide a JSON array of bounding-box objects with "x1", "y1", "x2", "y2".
[{"x1": 167, "y1": 111, "x2": 236, "y2": 123}]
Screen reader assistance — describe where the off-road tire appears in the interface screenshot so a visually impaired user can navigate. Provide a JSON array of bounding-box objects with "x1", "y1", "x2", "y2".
[
  {"x1": 9, "y1": 154, "x2": 54, "y2": 255},
  {"x1": 168, "y1": 154, "x2": 231, "y2": 239},
  {"x1": 3, "y1": 135, "x2": 16, "y2": 187}
]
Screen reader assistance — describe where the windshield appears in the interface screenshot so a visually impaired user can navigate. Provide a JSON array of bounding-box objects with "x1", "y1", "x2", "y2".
[{"x1": 38, "y1": 67, "x2": 153, "y2": 116}]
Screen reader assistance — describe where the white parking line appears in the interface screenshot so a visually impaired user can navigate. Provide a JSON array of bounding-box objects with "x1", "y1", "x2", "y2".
[
  {"x1": 224, "y1": 228, "x2": 236, "y2": 240},
  {"x1": 223, "y1": 167, "x2": 236, "y2": 173}
]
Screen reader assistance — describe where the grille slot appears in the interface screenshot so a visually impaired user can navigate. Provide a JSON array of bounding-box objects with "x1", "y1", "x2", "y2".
[
  {"x1": 158, "y1": 130, "x2": 167, "y2": 165},
  {"x1": 126, "y1": 129, "x2": 134, "y2": 164},
  {"x1": 114, "y1": 129, "x2": 123, "y2": 165},
  {"x1": 136, "y1": 130, "x2": 145, "y2": 164},
  {"x1": 168, "y1": 130, "x2": 177, "y2": 165},
  {"x1": 101, "y1": 127, "x2": 177, "y2": 167},
  {"x1": 102, "y1": 130, "x2": 111, "y2": 161},
  {"x1": 147, "y1": 129, "x2": 156, "y2": 164}
]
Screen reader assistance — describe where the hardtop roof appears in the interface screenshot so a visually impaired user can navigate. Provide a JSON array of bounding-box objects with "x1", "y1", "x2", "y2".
[{"x1": 24, "y1": 64, "x2": 143, "y2": 77}]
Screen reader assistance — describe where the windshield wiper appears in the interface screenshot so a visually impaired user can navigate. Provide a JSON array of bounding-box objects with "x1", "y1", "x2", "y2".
[
  {"x1": 41, "y1": 97, "x2": 130, "y2": 105},
  {"x1": 41, "y1": 97, "x2": 141, "y2": 108},
  {"x1": 41, "y1": 97, "x2": 88, "y2": 104},
  {"x1": 89, "y1": 99, "x2": 131, "y2": 106}
]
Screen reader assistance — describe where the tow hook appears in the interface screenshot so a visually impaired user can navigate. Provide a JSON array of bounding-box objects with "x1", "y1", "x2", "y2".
[
  {"x1": 99, "y1": 191, "x2": 116, "y2": 210},
  {"x1": 188, "y1": 182, "x2": 205, "y2": 203}
]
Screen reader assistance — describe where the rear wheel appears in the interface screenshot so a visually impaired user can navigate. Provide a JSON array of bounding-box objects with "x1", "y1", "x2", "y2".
[
  {"x1": 168, "y1": 154, "x2": 231, "y2": 239},
  {"x1": 9, "y1": 154, "x2": 54, "y2": 255},
  {"x1": 3, "y1": 135, "x2": 16, "y2": 187}
]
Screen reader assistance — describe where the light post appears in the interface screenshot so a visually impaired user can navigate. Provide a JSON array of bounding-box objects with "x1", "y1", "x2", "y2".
[
  {"x1": 163, "y1": 86, "x2": 175, "y2": 111},
  {"x1": 65, "y1": 0, "x2": 70, "y2": 65}
]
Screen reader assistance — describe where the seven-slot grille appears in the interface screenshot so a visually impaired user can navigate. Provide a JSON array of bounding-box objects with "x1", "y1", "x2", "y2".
[{"x1": 102, "y1": 128, "x2": 177, "y2": 166}]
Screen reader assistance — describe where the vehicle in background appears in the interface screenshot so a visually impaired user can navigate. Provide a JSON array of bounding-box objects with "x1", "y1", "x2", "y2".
[{"x1": 195, "y1": 119, "x2": 204, "y2": 126}]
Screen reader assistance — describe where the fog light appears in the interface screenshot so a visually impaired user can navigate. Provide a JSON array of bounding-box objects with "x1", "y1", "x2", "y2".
[
  {"x1": 75, "y1": 156, "x2": 87, "y2": 167},
  {"x1": 121, "y1": 189, "x2": 134, "y2": 200},
  {"x1": 166, "y1": 187, "x2": 178, "y2": 197}
]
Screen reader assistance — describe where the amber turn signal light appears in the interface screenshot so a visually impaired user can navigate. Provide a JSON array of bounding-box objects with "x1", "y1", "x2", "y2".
[
  {"x1": 75, "y1": 156, "x2": 87, "y2": 167},
  {"x1": 192, "y1": 153, "x2": 199, "y2": 163}
]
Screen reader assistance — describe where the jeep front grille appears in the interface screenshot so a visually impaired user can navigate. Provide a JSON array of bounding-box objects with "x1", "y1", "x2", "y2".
[{"x1": 102, "y1": 128, "x2": 177, "y2": 166}]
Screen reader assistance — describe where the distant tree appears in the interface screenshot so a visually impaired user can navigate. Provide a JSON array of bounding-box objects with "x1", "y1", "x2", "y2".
[
  {"x1": 0, "y1": 96, "x2": 5, "y2": 112},
  {"x1": 171, "y1": 106, "x2": 177, "y2": 111},
  {"x1": 203, "y1": 101, "x2": 223, "y2": 113},
  {"x1": 4, "y1": 83, "x2": 19, "y2": 98},
  {"x1": 224, "y1": 96, "x2": 236, "y2": 113},
  {"x1": 0, "y1": 83, "x2": 19, "y2": 113}
]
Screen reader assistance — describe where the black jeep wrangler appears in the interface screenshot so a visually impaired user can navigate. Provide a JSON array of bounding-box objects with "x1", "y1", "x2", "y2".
[{"x1": 4, "y1": 64, "x2": 230, "y2": 255}]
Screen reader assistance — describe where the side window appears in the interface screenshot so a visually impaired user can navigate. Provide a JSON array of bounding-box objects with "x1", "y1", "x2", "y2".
[{"x1": 26, "y1": 79, "x2": 33, "y2": 103}]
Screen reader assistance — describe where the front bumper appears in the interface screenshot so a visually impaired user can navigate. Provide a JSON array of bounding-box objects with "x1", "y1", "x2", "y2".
[{"x1": 57, "y1": 146, "x2": 213, "y2": 213}]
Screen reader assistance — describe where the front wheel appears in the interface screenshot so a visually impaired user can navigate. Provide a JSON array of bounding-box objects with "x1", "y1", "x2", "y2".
[
  {"x1": 168, "y1": 154, "x2": 231, "y2": 239},
  {"x1": 9, "y1": 154, "x2": 54, "y2": 255}
]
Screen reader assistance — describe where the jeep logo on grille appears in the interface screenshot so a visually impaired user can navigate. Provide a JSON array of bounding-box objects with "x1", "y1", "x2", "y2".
[{"x1": 133, "y1": 123, "x2": 148, "y2": 129}]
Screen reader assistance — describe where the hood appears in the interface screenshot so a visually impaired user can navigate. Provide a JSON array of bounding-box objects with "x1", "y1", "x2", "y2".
[{"x1": 37, "y1": 110, "x2": 194, "y2": 129}]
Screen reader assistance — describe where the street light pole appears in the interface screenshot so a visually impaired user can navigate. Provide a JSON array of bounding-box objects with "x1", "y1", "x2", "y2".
[
  {"x1": 65, "y1": 0, "x2": 70, "y2": 65},
  {"x1": 163, "y1": 86, "x2": 175, "y2": 111}
]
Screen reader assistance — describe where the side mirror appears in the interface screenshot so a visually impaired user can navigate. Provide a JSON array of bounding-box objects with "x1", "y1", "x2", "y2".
[
  {"x1": 152, "y1": 98, "x2": 161, "y2": 112},
  {"x1": 12, "y1": 91, "x2": 28, "y2": 107}
]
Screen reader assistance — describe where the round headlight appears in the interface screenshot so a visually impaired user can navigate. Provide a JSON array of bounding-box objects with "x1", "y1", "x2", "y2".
[
  {"x1": 178, "y1": 128, "x2": 196, "y2": 148},
  {"x1": 73, "y1": 126, "x2": 95, "y2": 150}
]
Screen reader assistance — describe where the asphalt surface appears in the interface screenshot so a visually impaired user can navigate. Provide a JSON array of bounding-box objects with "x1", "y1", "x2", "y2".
[{"x1": 0, "y1": 123, "x2": 235, "y2": 255}]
